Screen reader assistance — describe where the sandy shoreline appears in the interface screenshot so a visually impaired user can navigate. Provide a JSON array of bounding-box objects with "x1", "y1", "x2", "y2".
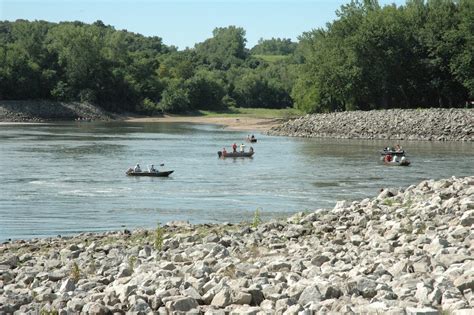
[
  {"x1": 124, "y1": 115, "x2": 283, "y2": 132},
  {"x1": 0, "y1": 114, "x2": 283, "y2": 132}
]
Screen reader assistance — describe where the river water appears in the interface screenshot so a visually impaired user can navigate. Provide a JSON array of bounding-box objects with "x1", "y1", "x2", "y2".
[{"x1": 0, "y1": 121, "x2": 472, "y2": 241}]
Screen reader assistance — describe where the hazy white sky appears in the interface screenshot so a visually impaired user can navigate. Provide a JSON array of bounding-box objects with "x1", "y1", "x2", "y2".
[{"x1": 0, "y1": 0, "x2": 406, "y2": 49}]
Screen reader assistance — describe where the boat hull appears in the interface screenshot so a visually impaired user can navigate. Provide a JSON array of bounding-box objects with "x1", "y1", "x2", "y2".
[
  {"x1": 380, "y1": 150, "x2": 405, "y2": 156},
  {"x1": 126, "y1": 170, "x2": 174, "y2": 177},
  {"x1": 383, "y1": 161, "x2": 410, "y2": 166},
  {"x1": 218, "y1": 151, "x2": 254, "y2": 158}
]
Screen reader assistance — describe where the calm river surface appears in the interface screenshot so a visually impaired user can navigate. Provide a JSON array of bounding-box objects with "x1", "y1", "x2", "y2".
[{"x1": 0, "y1": 121, "x2": 472, "y2": 241}]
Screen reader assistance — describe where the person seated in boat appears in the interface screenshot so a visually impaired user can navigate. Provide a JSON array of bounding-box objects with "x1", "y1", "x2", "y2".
[
  {"x1": 395, "y1": 144, "x2": 402, "y2": 152},
  {"x1": 249, "y1": 146, "x2": 254, "y2": 153},
  {"x1": 149, "y1": 164, "x2": 156, "y2": 173},
  {"x1": 393, "y1": 155, "x2": 399, "y2": 163},
  {"x1": 222, "y1": 147, "x2": 227, "y2": 156},
  {"x1": 240, "y1": 143, "x2": 245, "y2": 153},
  {"x1": 251, "y1": 134, "x2": 255, "y2": 140},
  {"x1": 401, "y1": 156, "x2": 407, "y2": 163},
  {"x1": 384, "y1": 154, "x2": 392, "y2": 163},
  {"x1": 232, "y1": 143, "x2": 237, "y2": 153},
  {"x1": 134, "y1": 163, "x2": 141, "y2": 172}
]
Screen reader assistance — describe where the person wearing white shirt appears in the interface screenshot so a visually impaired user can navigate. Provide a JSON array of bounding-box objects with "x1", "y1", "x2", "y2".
[{"x1": 134, "y1": 163, "x2": 141, "y2": 172}]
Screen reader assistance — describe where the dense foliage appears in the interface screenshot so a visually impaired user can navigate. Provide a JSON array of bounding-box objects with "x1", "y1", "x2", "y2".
[
  {"x1": 292, "y1": 0, "x2": 474, "y2": 112},
  {"x1": 0, "y1": 21, "x2": 295, "y2": 112},
  {"x1": 0, "y1": 0, "x2": 472, "y2": 114}
]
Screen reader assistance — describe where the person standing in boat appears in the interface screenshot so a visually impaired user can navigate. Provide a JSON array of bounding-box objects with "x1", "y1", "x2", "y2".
[
  {"x1": 232, "y1": 143, "x2": 237, "y2": 153},
  {"x1": 249, "y1": 146, "x2": 254, "y2": 153},
  {"x1": 149, "y1": 164, "x2": 156, "y2": 173},
  {"x1": 222, "y1": 147, "x2": 227, "y2": 156},
  {"x1": 134, "y1": 163, "x2": 141, "y2": 172},
  {"x1": 240, "y1": 143, "x2": 245, "y2": 153}
]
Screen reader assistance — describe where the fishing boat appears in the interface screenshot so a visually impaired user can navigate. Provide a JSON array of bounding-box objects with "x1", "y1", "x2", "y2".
[
  {"x1": 380, "y1": 149, "x2": 405, "y2": 156},
  {"x1": 380, "y1": 146, "x2": 410, "y2": 166},
  {"x1": 382, "y1": 159, "x2": 411, "y2": 166},
  {"x1": 126, "y1": 169, "x2": 174, "y2": 177},
  {"x1": 218, "y1": 151, "x2": 254, "y2": 158},
  {"x1": 246, "y1": 135, "x2": 257, "y2": 143}
]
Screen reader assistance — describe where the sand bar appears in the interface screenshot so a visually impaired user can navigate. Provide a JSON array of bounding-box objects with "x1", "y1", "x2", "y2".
[{"x1": 124, "y1": 115, "x2": 283, "y2": 132}]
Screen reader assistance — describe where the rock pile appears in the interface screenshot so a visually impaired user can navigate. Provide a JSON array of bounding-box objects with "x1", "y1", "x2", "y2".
[
  {"x1": 1, "y1": 176, "x2": 473, "y2": 314},
  {"x1": 0, "y1": 101, "x2": 114, "y2": 122},
  {"x1": 268, "y1": 108, "x2": 474, "y2": 141}
]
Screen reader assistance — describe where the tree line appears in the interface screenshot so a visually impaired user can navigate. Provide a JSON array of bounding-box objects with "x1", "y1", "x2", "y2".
[
  {"x1": 0, "y1": 0, "x2": 472, "y2": 114},
  {"x1": 292, "y1": 0, "x2": 473, "y2": 112}
]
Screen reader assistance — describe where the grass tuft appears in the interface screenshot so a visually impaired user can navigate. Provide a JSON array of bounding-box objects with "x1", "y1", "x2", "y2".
[
  {"x1": 154, "y1": 222, "x2": 164, "y2": 251},
  {"x1": 252, "y1": 208, "x2": 262, "y2": 228}
]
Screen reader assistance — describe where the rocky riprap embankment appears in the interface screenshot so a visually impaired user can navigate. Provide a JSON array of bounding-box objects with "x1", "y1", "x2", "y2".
[
  {"x1": 268, "y1": 108, "x2": 474, "y2": 141},
  {"x1": 1, "y1": 176, "x2": 473, "y2": 314},
  {"x1": 0, "y1": 101, "x2": 114, "y2": 122}
]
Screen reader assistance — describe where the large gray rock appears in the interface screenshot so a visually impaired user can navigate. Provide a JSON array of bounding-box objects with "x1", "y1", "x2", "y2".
[
  {"x1": 166, "y1": 297, "x2": 198, "y2": 312},
  {"x1": 460, "y1": 210, "x2": 474, "y2": 226},
  {"x1": 454, "y1": 271, "x2": 474, "y2": 292},
  {"x1": 405, "y1": 307, "x2": 439, "y2": 315},
  {"x1": 81, "y1": 302, "x2": 109, "y2": 315},
  {"x1": 211, "y1": 287, "x2": 232, "y2": 307},
  {"x1": 298, "y1": 285, "x2": 322, "y2": 306},
  {"x1": 59, "y1": 278, "x2": 76, "y2": 293}
]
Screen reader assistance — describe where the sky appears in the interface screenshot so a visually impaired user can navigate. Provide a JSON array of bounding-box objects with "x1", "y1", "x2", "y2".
[{"x1": 0, "y1": 0, "x2": 406, "y2": 50}]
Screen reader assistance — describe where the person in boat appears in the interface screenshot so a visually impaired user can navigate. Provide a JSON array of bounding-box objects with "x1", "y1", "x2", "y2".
[
  {"x1": 232, "y1": 143, "x2": 237, "y2": 153},
  {"x1": 393, "y1": 155, "x2": 399, "y2": 163},
  {"x1": 240, "y1": 143, "x2": 245, "y2": 153},
  {"x1": 246, "y1": 135, "x2": 251, "y2": 141},
  {"x1": 249, "y1": 146, "x2": 254, "y2": 153},
  {"x1": 149, "y1": 164, "x2": 156, "y2": 173},
  {"x1": 222, "y1": 147, "x2": 227, "y2": 156},
  {"x1": 395, "y1": 144, "x2": 402, "y2": 152},
  {"x1": 134, "y1": 163, "x2": 141, "y2": 172},
  {"x1": 401, "y1": 156, "x2": 407, "y2": 163},
  {"x1": 251, "y1": 134, "x2": 255, "y2": 140},
  {"x1": 384, "y1": 154, "x2": 392, "y2": 163}
]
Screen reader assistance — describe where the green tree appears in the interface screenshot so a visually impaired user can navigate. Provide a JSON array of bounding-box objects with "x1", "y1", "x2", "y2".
[
  {"x1": 250, "y1": 37, "x2": 297, "y2": 55},
  {"x1": 195, "y1": 26, "x2": 247, "y2": 70}
]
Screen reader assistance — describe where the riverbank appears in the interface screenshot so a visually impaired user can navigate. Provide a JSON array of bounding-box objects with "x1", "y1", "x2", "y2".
[
  {"x1": 124, "y1": 115, "x2": 282, "y2": 132},
  {"x1": 0, "y1": 101, "x2": 115, "y2": 122},
  {"x1": 0, "y1": 101, "x2": 289, "y2": 131},
  {"x1": 268, "y1": 108, "x2": 474, "y2": 141},
  {"x1": 1, "y1": 176, "x2": 473, "y2": 314}
]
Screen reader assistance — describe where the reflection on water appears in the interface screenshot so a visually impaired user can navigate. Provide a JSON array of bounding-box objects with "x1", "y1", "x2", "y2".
[{"x1": 0, "y1": 121, "x2": 472, "y2": 241}]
